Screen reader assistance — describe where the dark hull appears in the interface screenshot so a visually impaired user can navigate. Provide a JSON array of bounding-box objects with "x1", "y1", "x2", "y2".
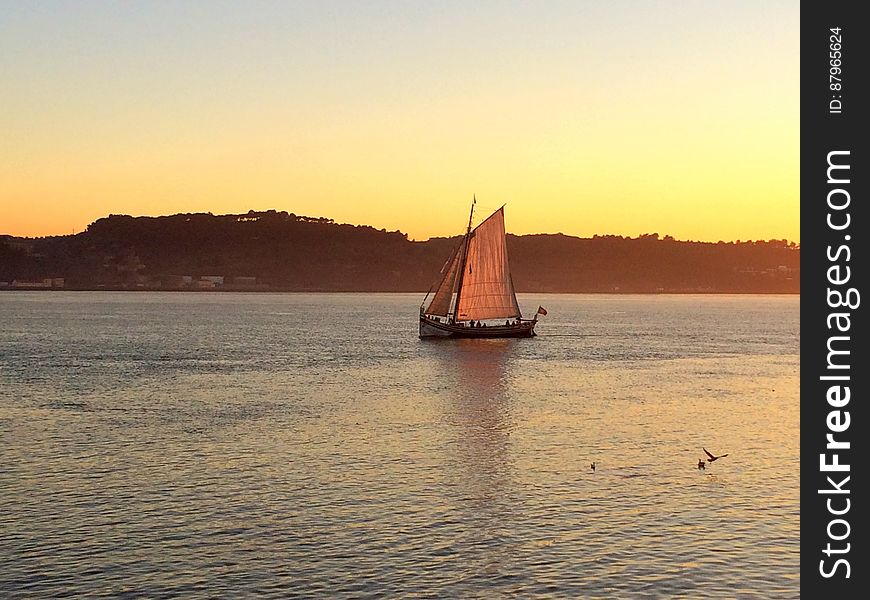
[{"x1": 419, "y1": 316, "x2": 536, "y2": 338}]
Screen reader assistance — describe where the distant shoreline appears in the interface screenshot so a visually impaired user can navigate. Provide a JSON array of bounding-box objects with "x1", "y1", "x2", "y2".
[
  {"x1": 0, "y1": 288, "x2": 800, "y2": 295},
  {"x1": 0, "y1": 211, "x2": 800, "y2": 295}
]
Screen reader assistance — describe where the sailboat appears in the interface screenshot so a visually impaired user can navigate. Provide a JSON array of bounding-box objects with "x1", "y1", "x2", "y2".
[{"x1": 419, "y1": 198, "x2": 543, "y2": 338}]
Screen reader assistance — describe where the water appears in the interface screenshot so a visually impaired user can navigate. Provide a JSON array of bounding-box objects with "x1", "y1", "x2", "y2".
[{"x1": 0, "y1": 292, "x2": 799, "y2": 598}]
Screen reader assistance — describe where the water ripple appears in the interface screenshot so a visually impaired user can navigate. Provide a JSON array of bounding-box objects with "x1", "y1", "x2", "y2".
[{"x1": 0, "y1": 292, "x2": 799, "y2": 597}]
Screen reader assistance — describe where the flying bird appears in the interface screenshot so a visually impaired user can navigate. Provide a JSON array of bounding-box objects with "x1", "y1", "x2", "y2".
[{"x1": 703, "y1": 448, "x2": 729, "y2": 462}]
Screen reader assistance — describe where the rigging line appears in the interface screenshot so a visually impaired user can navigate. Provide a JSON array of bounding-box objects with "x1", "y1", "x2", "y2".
[
  {"x1": 469, "y1": 206, "x2": 502, "y2": 228},
  {"x1": 473, "y1": 202, "x2": 501, "y2": 214},
  {"x1": 438, "y1": 197, "x2": 488, "y2": 219}
]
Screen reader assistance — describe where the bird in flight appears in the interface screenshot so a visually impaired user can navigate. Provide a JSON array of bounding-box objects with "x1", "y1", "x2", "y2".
[{"x1": 703, "y1": 448, "x2": 729, "y2": 462}]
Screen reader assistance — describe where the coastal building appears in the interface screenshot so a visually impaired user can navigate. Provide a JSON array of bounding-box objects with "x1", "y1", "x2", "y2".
[{"x1": 10, "y1": 280, "x2": 51, "y2": 288}]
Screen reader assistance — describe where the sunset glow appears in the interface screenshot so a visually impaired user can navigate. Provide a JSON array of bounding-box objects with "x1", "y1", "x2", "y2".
[{"x1": 0, "y1": 1, "x2": 798, "y2": 242}]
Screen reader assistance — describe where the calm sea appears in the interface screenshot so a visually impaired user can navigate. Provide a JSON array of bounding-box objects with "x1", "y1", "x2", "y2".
[{"x1": 0, "y1": 292, "x2": 799, "y2": 598}]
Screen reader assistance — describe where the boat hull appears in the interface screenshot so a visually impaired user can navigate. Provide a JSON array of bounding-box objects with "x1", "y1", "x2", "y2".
[{"x1": 419, "y1": 316, "x2": 536, "y2": 338}]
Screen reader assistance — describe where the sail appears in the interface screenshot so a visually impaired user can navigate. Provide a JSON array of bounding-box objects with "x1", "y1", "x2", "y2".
[
  {"x1": 425, "y1": 242, "x2": 462, "y2": 316},
  {"x1": 455, "y1": 207, "x2": 521, "y2": 321}
]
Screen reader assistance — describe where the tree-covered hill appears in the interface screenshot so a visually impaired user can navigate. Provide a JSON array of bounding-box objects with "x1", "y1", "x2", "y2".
[{"x1": 0, "y1": 210, "x2": 798, "y2": 293}]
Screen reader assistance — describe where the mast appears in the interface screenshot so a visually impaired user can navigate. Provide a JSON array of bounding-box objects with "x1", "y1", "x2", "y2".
[{"x1": 451, "y1": 195, "x2": 475, "y2": 320}]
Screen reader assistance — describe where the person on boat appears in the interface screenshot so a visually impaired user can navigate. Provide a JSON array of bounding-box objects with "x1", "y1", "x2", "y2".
[{"x1": 505, "y1": 320, "x2": 510, "y2": 326}]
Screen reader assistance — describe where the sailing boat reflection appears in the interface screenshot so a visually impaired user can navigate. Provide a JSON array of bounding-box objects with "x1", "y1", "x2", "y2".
[
  {"x1": 441, "y1": 339, "x2": 515, "y2": 447},
  {"x1": 433, "y1": 339, "x2": 518, "y2": 567}
]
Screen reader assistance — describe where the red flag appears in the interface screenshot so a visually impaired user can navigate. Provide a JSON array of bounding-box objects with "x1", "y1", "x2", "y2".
[{"x1": 537, "y1": 306, "x2": 548, "y2": 316}]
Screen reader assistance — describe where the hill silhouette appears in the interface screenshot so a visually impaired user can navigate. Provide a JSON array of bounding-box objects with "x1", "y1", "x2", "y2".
[{"x1": 0, "y1": 210, "x2": 798, "y2": 293}]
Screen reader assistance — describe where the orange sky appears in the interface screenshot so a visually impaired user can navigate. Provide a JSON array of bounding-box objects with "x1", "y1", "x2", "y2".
[{"x1": 0, "y1": 2, "x2": 798, "y2": 242}]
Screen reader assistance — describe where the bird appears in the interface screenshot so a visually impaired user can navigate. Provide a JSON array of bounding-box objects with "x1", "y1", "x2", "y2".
[
  {"x1": 697, "y1": 459, "x2": 706, "y2": 470},
  {"x1": 590, "y1": 462, "x2": 596, "y2": 472},
  {"x1": 703, "y1": 447, "x2": 729, "y2": 462}
]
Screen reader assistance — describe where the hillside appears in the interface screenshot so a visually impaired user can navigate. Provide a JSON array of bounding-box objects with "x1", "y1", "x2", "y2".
[{"x1": 0, "y1": 210, "x2": 799, "y2": 293}]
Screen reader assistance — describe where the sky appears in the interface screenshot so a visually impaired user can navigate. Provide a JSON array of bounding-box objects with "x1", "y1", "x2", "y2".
[{"x1": 0, "y1": 1, "x2": 799, "y2": 242}]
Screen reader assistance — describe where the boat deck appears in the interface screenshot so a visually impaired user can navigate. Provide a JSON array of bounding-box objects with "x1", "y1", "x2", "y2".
[{"x1": 419, "y1": 316, "x2": 536, "y2": 338}]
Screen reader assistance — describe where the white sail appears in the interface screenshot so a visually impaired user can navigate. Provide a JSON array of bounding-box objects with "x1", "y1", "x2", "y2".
[
  {"x1": 425, "y1": 243, "x2": 462, "y2": 316},
  {"x1": 455, "y1": 207, "x2": 521, "y2": 321}
]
